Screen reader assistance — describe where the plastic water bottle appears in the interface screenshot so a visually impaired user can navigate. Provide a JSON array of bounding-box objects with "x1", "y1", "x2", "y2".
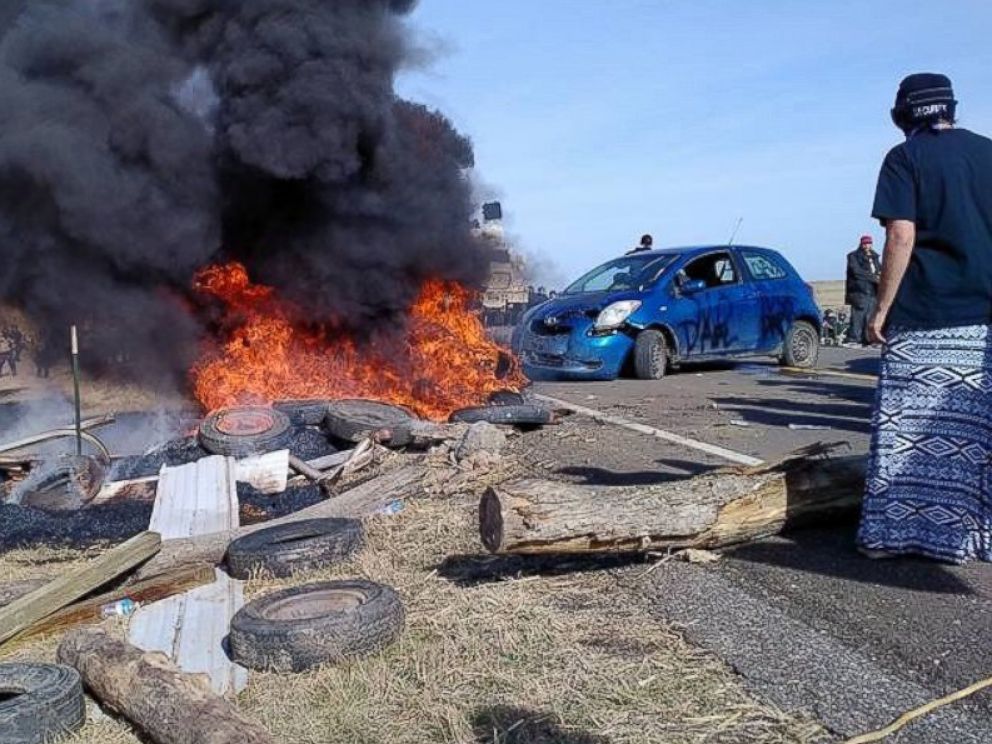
[
  {"x1": 100, "y1": 598, "x2": 138, "y2": 618},
  {"x1": 378, "y1": 500, "x2": 404, "y2": 516}
]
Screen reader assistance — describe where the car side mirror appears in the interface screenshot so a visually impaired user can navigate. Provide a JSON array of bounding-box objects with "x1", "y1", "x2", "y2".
[{"x1": 681, "y1": 278, "x2": 707, "y2": 294}]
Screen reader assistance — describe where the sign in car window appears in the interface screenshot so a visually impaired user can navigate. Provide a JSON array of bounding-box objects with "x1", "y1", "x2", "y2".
[{"x1": 742, "y1": 251, "x2": 787, "y2": 280}]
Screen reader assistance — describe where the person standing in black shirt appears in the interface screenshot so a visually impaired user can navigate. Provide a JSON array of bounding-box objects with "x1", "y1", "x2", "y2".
[
  {"x1": 844, "y1": 235, "x2": 881, "y2": 346},
  {"x1": 858, "y1": 73, "x2": 992, "y2": 563}
]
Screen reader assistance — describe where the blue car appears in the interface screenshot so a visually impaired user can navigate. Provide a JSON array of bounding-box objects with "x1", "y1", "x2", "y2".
[{"x1": 514, "y1": 245, "x2": 821, "y2": 381}]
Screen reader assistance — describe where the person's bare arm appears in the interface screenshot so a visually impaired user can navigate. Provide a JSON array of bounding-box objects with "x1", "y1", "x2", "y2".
[{"x1": 867, "y1": 219, "x2": 915, "y2": 344}]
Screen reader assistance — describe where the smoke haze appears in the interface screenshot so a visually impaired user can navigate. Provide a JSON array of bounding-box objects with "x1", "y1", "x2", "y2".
[{"x1": 0, "y1": 0, "x2": 486, "y2": 386}]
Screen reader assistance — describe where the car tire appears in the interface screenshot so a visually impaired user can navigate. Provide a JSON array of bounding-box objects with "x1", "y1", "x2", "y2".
[
  {"x1": 633, "y1": 330, "x2": 668, "y2": 380},
  {"x1": 781, "y1": 320, "x2": 820, "y2": 368},
  {"x1": 0, "y1": 663, "x2": 86, "y2": 744},
  {"x1": 324, "y1": 400, "x2": 416, "y2": 443},
  {"x1": 6, "y1": 455, "x2": 106, "y2": 511},
  {"x1": 229, "y1": 580, "x2": 405, "y2": 673},
  {"x1": 225, "y1": 518, "x2": 364, "y2": 579},
  {"x1": 486, "y1": 390, "x2": 526, "y2": 407},
  {"x1": 449, "y1": 404, "x2": 553, "y2": 426},
  {"x1": 273, "y1": 400, "x2": 332, "y2": 427},
  {"x1": 198, "y1": 407, "x2": 294, "y2": 458}
]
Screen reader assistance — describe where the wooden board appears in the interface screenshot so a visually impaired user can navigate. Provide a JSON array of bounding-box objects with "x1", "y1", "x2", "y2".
[
  {"x1": 128, "y1": 456, "x2": 247, "y2": 696},
  {"x1": 0, "y1": 532, "x2": 161, "y2": 647}
]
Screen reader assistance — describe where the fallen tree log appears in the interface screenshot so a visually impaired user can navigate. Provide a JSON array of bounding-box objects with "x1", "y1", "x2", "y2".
[
  {"x1": 58, "y1": 628, "x2": 275, "y2": 744},
  {"x1": 135, "y1": 464, "x2": 425, "y2": 579},
  {"x1": 480, "y1": 453, "x2": 866, "y2": 554}
]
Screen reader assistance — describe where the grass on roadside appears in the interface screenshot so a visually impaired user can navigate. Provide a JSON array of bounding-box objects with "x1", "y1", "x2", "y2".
[{"x1": 1, "y1": 496, "x2": 826, "y2": 744}]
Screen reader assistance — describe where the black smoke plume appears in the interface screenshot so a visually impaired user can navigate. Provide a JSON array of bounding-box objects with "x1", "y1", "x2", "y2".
[{"x1": 0, "y1": 0, "x2": 487, "y2": 386}]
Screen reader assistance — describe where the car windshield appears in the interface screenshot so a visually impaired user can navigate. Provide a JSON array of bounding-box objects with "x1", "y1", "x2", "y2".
[{"x1": 563, "y1": 254, "x2": 677, "y2": 295}]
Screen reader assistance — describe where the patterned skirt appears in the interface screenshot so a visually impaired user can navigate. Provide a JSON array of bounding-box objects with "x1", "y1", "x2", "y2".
[{"x1": 858, "y1": 324, "x2": 992, "y2": 563}]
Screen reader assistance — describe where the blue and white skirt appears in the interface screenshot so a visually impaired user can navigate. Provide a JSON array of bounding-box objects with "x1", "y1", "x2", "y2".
[{"x1": 858, "y1": 324, "x2": 992, "y2": 563}]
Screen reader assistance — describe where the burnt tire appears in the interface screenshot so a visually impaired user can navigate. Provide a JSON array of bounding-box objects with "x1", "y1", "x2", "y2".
[
  {"x1": 225, "y1": 518, "x2": 364, "y2": 580},
  {"x1": 198, "y1": 407, "x2": 293, "y2": 458},
  {"x1": 633, "y1": 329, "x2": 668, "y2": 380},
  {"x1": 273, "y1": 400, "x2": 332, "y2": 427},
  {"x1": 0, "y1": 663, "x2": 85, "y2": 744},
  {"x1": 449, "y1": 404, "x2": 553, "y2": 426},
  {"x1": 487, "y1": 390, "x2": 526, "y2": 407},
  {"x1": 781, "y1": 320, "x2": 820, "y2": 369},
  {"x1": 7, "y1": 455, "x2": 106, "y2": 511},
  {"x1": 324, "y1": 400, "x2": 416, "y2": 443},
  {"x1": 229, "y1": 579, "x2": 405, "y2": 673}
]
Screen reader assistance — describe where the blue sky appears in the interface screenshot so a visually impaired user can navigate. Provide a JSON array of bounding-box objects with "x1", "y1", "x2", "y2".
[{"x1": 397, "y1": 0, "x2": 992, "y2": 285}]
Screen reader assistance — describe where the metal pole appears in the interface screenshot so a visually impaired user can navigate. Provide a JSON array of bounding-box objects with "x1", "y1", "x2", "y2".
[{"x1": 71, "y1": 325, "x2": 82, "y2": 456}]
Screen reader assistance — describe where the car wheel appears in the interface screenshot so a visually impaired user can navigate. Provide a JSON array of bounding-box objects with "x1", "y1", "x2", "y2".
[
  {"x1": 324, "y1": 400, "x2": 416, "y2": 444},
  {"x1": 0, "y1": 663, "x2": 86, "y2": 743},
  {"x1": 781, "y1": 320, "x2": 820, "y2": 368},
  {"x1": 229, "y1": 580, "x2": 405, "y2": 673},
  {"x1": 633, "y1": 330, "x2": 668, "y2": 380},
  {"x1": 198, "y1": 406, "x2": 294, "y2": 458},
  {"x1": 449, "y1": 404, "x2": 554, "y2": 426},
  {"x1": 225, "y1": 518, "x2": 364, "y2": 580}
]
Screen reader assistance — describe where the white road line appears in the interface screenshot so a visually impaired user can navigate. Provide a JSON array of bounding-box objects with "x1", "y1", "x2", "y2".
[{"x1": 535, "y1": 394, "x2": 765, "y2": 468}]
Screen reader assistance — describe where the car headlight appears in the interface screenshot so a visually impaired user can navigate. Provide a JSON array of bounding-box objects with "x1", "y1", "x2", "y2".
[{"x1": 594, "y1": 300, "x2": 641, "y2": 330}]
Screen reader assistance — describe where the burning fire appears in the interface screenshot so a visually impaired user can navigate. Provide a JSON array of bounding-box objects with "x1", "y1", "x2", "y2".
[{"x1": 191, "y1": 262, "x2": 523, "y2": 420}]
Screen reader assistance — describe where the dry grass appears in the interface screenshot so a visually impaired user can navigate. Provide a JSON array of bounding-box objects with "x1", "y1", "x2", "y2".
[{"x1": 0, "y1": 497, "x2": 827, "y2": 744}]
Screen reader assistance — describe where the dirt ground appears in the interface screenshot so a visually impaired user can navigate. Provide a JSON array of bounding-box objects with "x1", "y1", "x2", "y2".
[{"x1": 0, "y1": 481, "x2": 826, "y2": 744}]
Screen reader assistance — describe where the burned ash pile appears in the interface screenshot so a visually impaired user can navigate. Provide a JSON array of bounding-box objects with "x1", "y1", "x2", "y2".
[{"x1": 0, "y1": 0, "x2": 486, "y2": 388}]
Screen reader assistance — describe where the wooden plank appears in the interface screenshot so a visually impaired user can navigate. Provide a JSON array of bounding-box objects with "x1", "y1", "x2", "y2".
[
  {"x1": 91, "y1": 476, "x2": 158, "y2": 505},
  {"x1": 304, "y1": 450, "x2": 354, "y2": 471},
  {"x1": 14, "y1": 564, "x2": 215, "y2": 642},
  {"x1": 0, "y1": 532, "x2": 161, "y2": 647},
  {"x1": 129, "y1": 457, "x2": 246, "y2": 695},
  {"x1": 0, "y1": 579, "x2": 47, "y2": 608}
]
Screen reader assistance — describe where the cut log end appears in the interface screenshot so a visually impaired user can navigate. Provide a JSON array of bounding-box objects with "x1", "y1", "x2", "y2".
[{"x1": 479, "y1": 487, "x2": 504, "y2": 554}]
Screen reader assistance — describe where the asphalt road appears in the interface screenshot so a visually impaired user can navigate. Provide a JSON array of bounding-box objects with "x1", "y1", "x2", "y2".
[{"x1": 530, "y1": 348, "x2": 992, "y2": 742}]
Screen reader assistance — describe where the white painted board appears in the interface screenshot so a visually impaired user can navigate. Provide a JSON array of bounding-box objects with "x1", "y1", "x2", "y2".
[{"x1": 129, "y1": 456, "x2": 247, "y2": 695}]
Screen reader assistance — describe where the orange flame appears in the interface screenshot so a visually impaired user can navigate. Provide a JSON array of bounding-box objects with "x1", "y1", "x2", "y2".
[{"x1": 190, "y1": 262, "x2": 523, "y2": 420}]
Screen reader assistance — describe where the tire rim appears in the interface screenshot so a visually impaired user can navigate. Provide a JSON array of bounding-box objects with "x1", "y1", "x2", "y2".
[
  {"x1": 791, "y1": 328, "x2": 815, "y2": 364},
  {"x1": 214, "y1": 408, "x2": 278, "y2": 436},
  {"x1": 264, "y1": 589, "x2": 368, "y2": 621}
]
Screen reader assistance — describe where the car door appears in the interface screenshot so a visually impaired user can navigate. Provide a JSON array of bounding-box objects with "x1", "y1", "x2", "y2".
[
  {"x1": 673, "y1": 250, "x2": 760, "y2": 357},
  {"x1": 739, "y1": 248, "x2": 794, "y2": 353}
]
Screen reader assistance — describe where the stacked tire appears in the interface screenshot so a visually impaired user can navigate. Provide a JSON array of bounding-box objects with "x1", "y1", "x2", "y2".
[{"x1": 225, "y1": 520, "x2": 404, "y2": 674}]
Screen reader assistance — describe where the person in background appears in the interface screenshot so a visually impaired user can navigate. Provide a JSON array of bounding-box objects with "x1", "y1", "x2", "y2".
[
  {"x1": 33, "y1": 328, "x2": 55, "y2": 378},
  {"x1": 858, "y1": 73, "x2": 992, "y2": 563},
  {"x1": 626, "y1": 234, "x2": 653, "y2": 254},
  {"x1": 844, "y1": 235, "x2": 881, "y2": 346}
]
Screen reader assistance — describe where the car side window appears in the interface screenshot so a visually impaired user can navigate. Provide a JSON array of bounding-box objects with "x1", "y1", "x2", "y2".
[
  {"x1": 681, "y1": 252, "x2": 739, "y2": 289},
  {"x1": 742, "y1": 251, "x2": 788, "y2": 280}
]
